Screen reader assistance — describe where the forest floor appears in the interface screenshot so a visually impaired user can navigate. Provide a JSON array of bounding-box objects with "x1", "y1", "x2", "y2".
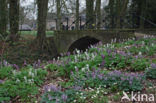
[
  {"x1": 0, "y1": 33, "x2": 156, "y2": 103},
  {"x1": 0, "y1": 34, "x2": 56, "y2": 67}
]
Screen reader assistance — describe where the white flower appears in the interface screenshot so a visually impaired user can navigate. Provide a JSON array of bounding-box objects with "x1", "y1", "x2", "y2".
[
  {"x1": 24, "y1": 76, "x2": 27, "y2": 81},
  {"x1": 16, "y1": 79, "x2": 20, "y2": 83},
  {"x1": 12, "y1": 70, "x2": 17, "y2": 75},
  {"x1": 149, "y1": 87, "x2": 153, "y2": 89},
  {"x1": 29, "y1": 70, "x2": 32, "y2": 76},
  {"x1": 96, "y1": 90, "x2": 100, "y2": 94},
  {"x1": 86, "y1": 64, "x2": 89, "y2": 67},
  {"x1": 104, "y1": 92, "x2": 108, "y2": 95},
  {"x1": 83, "y1": 97, "x2": 86, "y2": 99},
  {"x1": 138, "y1": 52, "x2": 142, "y2": 55},
  {"x1": 48, "y1": 88, "x2": 51, "y2": 92},
  {"x1": 146, "y1": 47, "x2": 149, "y2": 51},
  {"x1": 113, "y1": 82, "x2": 117, "y2": 85},
  {"x1": 82, "y1": 68, "x2": 85, "y2": 71}
]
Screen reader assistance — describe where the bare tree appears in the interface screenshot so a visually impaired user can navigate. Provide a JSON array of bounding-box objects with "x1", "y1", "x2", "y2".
[
  {"x1": 86, "y1": 0, "x2": 94, "y2": 29},
  {"x1": 95, "y1": 0, "x2": 101, "y2": 29},
  {"x1": 75, "y1": 0, "x2": 79, "y2": 30},
  {"x1": 56, "y1": 0, "x2": 61, "y2": 30},
  {"x1": 0, "y1": 0, "x2": 8, "y2": 37},
  {"x1": 36, "y1": 0, "x2": 48, "y2": 48},
  {"x1": 9, "y1": 0, "x2": 20, "y2": 41}
]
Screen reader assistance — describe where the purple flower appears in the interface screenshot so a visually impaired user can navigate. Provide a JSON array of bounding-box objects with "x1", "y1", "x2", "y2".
[
  {"x1": 135, "y1": 56, "x2": 138, "y2": 59},
  {"x1": 3, "y1": 60, "x2": 9, "y2": 66},
  {"x1": 104, "y1": 77, "x2": 108, "y2": 81},
  {"x1": 37, "y1": 59, "x2": 41, "y2": 66},
  {"x1": 61, "y1": 94, "x2": 67, "y2": 102},
  {"x1": 98, "y1": 74, "x2": 103, "y2": 79},
  {"x1": 13, "y1": 64, "x2": 19, "y2": 70},
  {"x1": 66, "y1": 52, "x2": 70, "y2": 56},
  {"x1": 75, "y1": 68, "x2": 78, "y2": 72},
  {"x1": 106, "y1": 49, "x2": 112, "y2": 54},
  {"x1": 73, "y1": 86, "x2": 82, "y2": 90},
  {"x1": 71, "y1": 71, "x2": 74, "y2": 76},
  {"x1": 121, "y1": 77, "x2": 125, "y2": 81},
  {"x1": 0, "y1": 80, "x2": 4, "y2": 84},
  {"x1": 151, "y1": 63, "x2": 156, "y2": 69},
  {"x1": 129, "y1": 80, "x2": 133, "y2": 85},
  {"x1": 119, "y1": 51, "x2": 126, "y2": 56},
  {"x1": 60, "y1": 53, "x2": 64, "y2": 57},
  {"x1": 50, "y1": 85, "x2": 59, "y2": 92},
  {"x1": 48, "y1": 94, "x2": 52, "y2": 100},
  {"x1": 92, "y1": 72, "x2": 96, "y2": 79},
  {"x1": 43, "y1": 85, "x2": 60, "y2": 92},
  {"x1": 23, "y1": 60, "x2": 27, "y2": 66},
  {"x1": 100, "y1": 61, "x2": 105, "y2": 67},
  {"x1": 101, "y1": 54, "x2": 105, "y2": 59}
]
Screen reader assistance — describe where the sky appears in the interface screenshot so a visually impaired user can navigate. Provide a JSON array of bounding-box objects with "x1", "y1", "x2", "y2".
[
  {"x1": 21, "y1": 0, "x2": 108, "y2": 19},
  {"x1": 21, "y1": 0, "x2": 108, "y2": 7}
]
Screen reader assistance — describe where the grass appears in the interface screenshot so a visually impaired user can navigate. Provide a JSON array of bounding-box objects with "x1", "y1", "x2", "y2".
[{"x1": 18, "y1": 31, "x2": 54, "y2": 37}]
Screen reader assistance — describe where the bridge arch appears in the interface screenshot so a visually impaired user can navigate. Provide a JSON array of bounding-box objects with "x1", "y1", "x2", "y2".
[
  {"x1": 68, "y1": 36, "x2": 100, "y2": 52},
  {"x1": 54, "y1": 30, "x2": 135, "y2": 54}
]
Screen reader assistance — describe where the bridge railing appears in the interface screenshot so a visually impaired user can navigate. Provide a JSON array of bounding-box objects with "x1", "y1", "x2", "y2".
[{"x1": 53, "y1": 13, "x2": 156, "y2": 31}]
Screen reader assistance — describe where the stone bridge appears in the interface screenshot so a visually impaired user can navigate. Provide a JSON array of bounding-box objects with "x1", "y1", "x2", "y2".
[{"x1": 53, "y1": 29, "x2": 135, "y2": 54}]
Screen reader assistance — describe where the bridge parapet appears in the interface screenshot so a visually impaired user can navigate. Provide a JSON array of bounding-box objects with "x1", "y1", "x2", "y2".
[{"x1": 53, "y1": 29, "x2": 135, "y2": 54}]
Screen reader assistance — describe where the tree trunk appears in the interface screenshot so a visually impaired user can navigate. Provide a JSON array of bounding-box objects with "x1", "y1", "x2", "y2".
[
  {"x1": 116, "y1": 0, "x2": 129, "y2": 28},
  {"x1": 96, "y1": 0, "x2": 101, "y2": 29},
  {"x1": 86, "y1": 0, "x2": 94, "y2": 29},
  {"x1": 37, "y1": 0, "x2": 48, "y2": 49},
  {"x1": 139, "y1": 0, "x2": 146, "y2": 29},
  {"x1": 56, "y1": 0, "x2": 61, "y2": 30},
  {"x1": 116, "y1": 0, "x2": 121, "y2": 28},
  {"x1": 9, "y1": 0, "x2": 19, "y2": 41},
  {"x1": 75, "y1": 0, "x2": 79, "y2": 30},
  {"x1": 0, "y1": 0, "x2": 8, "y2": 37},
  {"x1": 108, "y1": 0, "x2": 115, "y2": 28}
]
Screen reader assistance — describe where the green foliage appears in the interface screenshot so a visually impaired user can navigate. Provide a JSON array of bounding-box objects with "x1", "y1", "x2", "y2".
[
  {"x1": 146, "y1": 64, "x2": 156, "y2": 79},
  {"x1": 70, "y1": 69, "x2": 145, "y2": 91},
  {"x1": 0, "y1": 66, "x2": 47, "y2": 102},
  {"x1": 0, "y1": 66, "x2": 13, "y2": 79},
  {"x1": 0, "y1": 87, "x2": 10, "y2": 102},
  {"x1": 130, "y1": 58, "x2": 149, "y2": 71},
  {"x1": 103, "y1": 53, "x2": 130, "y2": 69},
  {"x1": 45, "y1": 64, "x2": 58, "y2": 72},
  {"x1": 12, "y1": 67, "x2": 47, "y2": 86},
  {"x1": 41, "y1": 88, "x2": 78, "y2": 103},
  {"x1": 0, "y1": 80, "x2": 38, "y2": 102},
  {"x1": 127, "y1": 39, "x2": 156, "y2": 56},
  {"x1": 58, "y1": 58, "x2": 101, "y2": 77}
]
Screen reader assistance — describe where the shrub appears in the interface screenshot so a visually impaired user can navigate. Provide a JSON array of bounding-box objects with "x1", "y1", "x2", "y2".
[
  {"x1": 0, "y1": 80, "x2": 38, "y2": 102},
  {"x1": 0, "y1": 66, "x2": 13, "y2": 79},
  {"x1": 12, "y1": 67, "x2": 47, "y2": 86},
  {"x1": 130, "y1": 57, "x2": 149, "y2": 71},
  {"x1": 146, "y1": 63, "x2": 156, "y2": 79},
  {"x1": 0, "y1": 67, "x2": 47, "y2": 102},
  {"x1": 71, "y1": 69, "x2": 145, "y2": 91},
  {"x1": 41, "y1": 85, "x2": 79, "y2": 103}
]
